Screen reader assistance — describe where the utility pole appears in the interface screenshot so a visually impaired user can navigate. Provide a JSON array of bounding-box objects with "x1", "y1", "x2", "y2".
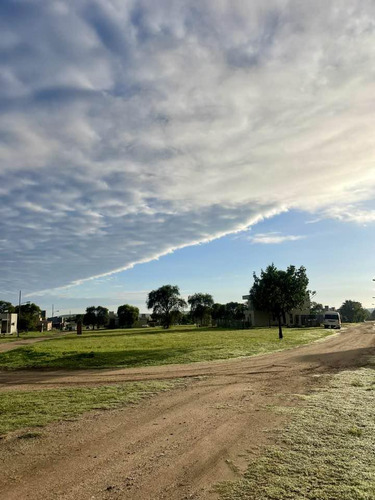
[{"x1": 17, "y1": 290, "x2": 21, "y2": 338}]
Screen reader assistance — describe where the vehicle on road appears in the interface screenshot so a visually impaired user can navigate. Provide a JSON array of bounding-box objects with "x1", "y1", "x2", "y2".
[{"x1": 323, "y1": 311, "x2": 341, "y2": 329}]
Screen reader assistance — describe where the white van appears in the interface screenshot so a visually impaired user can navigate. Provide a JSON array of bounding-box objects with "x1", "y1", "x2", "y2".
[{"x1": 323, "y1": 311, "x2": 341, "y2": 329}]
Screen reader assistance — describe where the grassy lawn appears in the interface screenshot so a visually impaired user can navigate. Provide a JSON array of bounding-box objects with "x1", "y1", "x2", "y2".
[
  {"x1": 217, "y1": 365, "x2": 375, "y2": 500},
  {"x1": 0, "y1": 379, "x2": 182, "y2": 436},
  {"x1": 0, "y1": 326, "x2": 333, "y2": 370}
]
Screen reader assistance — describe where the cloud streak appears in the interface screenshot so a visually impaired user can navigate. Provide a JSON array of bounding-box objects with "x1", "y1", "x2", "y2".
[
  {"x1": 1, "y1": 0, "x2": 375, "y2": 293},
  {"x1": 250, "y1": 232, "x2": 305, "y2": 244}
]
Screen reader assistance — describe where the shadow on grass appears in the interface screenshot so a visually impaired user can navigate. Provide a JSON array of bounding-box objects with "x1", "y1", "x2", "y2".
[{"x1": 295, "y1": 346, "x2": 375, "y2": 372}]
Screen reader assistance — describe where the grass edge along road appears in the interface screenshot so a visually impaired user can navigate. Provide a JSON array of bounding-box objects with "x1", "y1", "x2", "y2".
[
  {"x1": 0, "y1": 331, "x2": 66, "y2": 343},
  {"x1": 0, "y1": 326, "x2": 334, "y2": 370},
  {"x1": 216, "y1": 364, "x2": 375, "y2": 500},
  {"x1": 0, "y1": 379, "x2": 186, "y2": 436}
]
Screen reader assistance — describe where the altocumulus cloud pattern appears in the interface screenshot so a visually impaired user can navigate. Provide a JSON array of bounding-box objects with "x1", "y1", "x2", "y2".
[{"x1": 1, "y1": 0, "x2": 375, "y2": 293}]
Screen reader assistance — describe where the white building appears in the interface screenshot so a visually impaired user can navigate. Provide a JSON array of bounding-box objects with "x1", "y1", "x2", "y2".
[{"x1": 0, "y1": 313, "x2": 18, "y2": 335}]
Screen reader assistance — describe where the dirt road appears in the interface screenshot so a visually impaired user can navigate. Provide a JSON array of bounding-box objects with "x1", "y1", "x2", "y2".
[
  {"x1": 0, "y1": 331, "x2": 70, "y2": 354},
  {"x1": 1, "y1": 323, "x2": 374, "y2": 499}
]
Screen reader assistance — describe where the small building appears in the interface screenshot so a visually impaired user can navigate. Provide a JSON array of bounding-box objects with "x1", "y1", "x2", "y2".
[
  {"x1": 38, "y1": 318, "x2": 52, "y2": 332},
  {"x1": 242, "y1": 295, "x2": 311, "y2": 327},
  {"x1": 0, "y1": 313, "x2": 18, "y2": 335},
  {"x1": 134, "y1": 313, "x2": 152, "y2": 327},
  {"x1": 47, "y1": 316, "x2": 65, "y2": 330}
]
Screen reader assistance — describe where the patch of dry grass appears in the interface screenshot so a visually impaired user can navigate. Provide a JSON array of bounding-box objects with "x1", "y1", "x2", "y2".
[
  {"x1": 0, "y1": 380, "x2": 182, "y2": 435},
  {"x1": 217, "y1": 367, "x2": 375, "y2": 499}
]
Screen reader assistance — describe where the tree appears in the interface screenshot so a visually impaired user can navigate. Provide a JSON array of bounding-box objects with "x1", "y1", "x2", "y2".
[
  {"x1": 370, "y1": 309, "x2": 375, "y2": 320},
  {"x1": 14, "y1": 302, "x2": 41, "y2": 331},
  {"x1": 146, "y1": 285, "x2": 187, "y2": 329},
  {"x1": 310, "y1": 302, "x2": 324, "y2": 315},
  {"x1": 249, "y1": 264, "x2": 309, "y2": 339},
  {"x1": 188, "y1": 293, "x2": 214, "y2": 326},
  {"x1": 83, "y1": 306, "x2": 109, "y2": 329},
  {"x1": 83, "y1": 307, "x2": 97, "y2": 329},
  {"x1": 180, "y1": 311, "x2": 194, "y2": 325},
  {"x1": 225, "y1": 302, "x2": 246, "y2": 321},
  {"x1": 117, "y1": 304, "x2": 139, "y2": 328},
  {"x1": 96, "y1": 306, "x2": 109, "y2": 329},
  {"x1": 211, "y1": 303, "x2": 227, "y2": 322},
  {"x1": 0, "y1": 301, "x2": 15, "y2": 314},
  {"x1": 338, "y1": 300, "x2": 370, "y2": 323},
  {"x1": 211, "y1": 302, "x2": 247, "y2": 327}
]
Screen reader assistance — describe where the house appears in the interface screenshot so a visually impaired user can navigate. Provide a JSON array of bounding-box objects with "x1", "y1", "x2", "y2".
[
  {"x1": 134, "y1": 313, "x2": 152, "y2": 327},
  {"x1": 38, "y1": 318, "x2": 53, "y2": 332},
  {"x1": 47, "y1": 315, "x2": 67, "y2": 330},
  {"x1": 242, "y1": 295, "x2": 311, "y2": 327},
  {"x1": 0, "y1": 313, "x2": 18, "y2": 335},
  {"x1": 37, "y1": 310, "x2": 52, "y2": 332}
]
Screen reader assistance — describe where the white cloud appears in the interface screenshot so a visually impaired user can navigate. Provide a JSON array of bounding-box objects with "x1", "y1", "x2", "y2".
[
  {"x1": 327, "y1": 206, "x2": 375, "y2": 224},
  {"x1": 1, "y1": 0, "x2": 375, "y2": 293},
  {"x1": 250, "y1": 232, "x2": 305, "y2": 244}
]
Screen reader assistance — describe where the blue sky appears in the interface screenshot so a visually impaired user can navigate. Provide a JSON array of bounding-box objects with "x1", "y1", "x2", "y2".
[
  {"x1": 1, "y1": 1, "x2": 375, "y2": 315},
  {"x1": 19, "y1": 209, "x2": 375, "y2": 315}
]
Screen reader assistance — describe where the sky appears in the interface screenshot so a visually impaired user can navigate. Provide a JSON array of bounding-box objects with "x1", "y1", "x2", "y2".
[{"x1": 1, "y1": 0, "x2": 374, "y2": 315}]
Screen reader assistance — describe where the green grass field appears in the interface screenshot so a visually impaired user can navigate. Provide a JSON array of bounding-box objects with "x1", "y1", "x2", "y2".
[
  {"x1": 217, "y1": 364, "x2": 375, "y2": 500},
  {"x1": 0, "y1": 380, "x2": 183, "y2": 435},
  {"x1": 0, "y1": 326, "x2": 333, "y2": 370}
]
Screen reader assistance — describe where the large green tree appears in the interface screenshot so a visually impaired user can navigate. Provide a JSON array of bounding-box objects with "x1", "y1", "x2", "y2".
[
  {"x1": 249, "y1": 264, "x2": 309, "y2": 339},
  {"x1": 211, "y1": 303, "x2": 227, "y2": 322},
  {"x1": 310, "y1": 302, "x2": 324, "y2": 315},
  {"x1": 83, "y1": 306, "x2": 109, "y2": 329},
  {"x1": 14, "y1": 303, "x2": 41, "y2": 331},
  {"x1": 96, "y1": 306, "x2": 109, "y2": 328},
  {"x1": 146, "y1": 285, "x2": 187, "y2": 329},
  {"x1": 211, "y1": 302, "x2": 247, "y2": 326},
  {"x1": 117, "y1": 304, "x2": 139, "y2": 328},
  {"x1": 83, "y1": 307, "x2": 97, "y2": 329},
  {"x1": 188, "y1": 293, "x2": 214, "y2": 326},
  {"x1": 225, "y1": 302, "x2": 247, "y2": 321},
  {"x1": 338, "y1": 300, "x2": 369, "y2": 323},
  {"x1": 0, "y1": 301, "x2": 15, "y2": 314}
]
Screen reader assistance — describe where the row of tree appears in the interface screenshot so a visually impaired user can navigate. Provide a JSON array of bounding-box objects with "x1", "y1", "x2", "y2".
[
  {"x1": 1, "y1": 262, "x2": 373, "y2": 333},
  {"x1": 143, "y1": 266, "x2": 315, "y2": 338},
  {"x1": 309, "y1": 299, "x2": 371, "y2": 322},
  {"x1": 146, "y1": 285, "x2": 248, "y2": 329},
  {"x1": 77, "y1": 288, "x2": 247, "y2": 330},
  {"x1": 339, "y1": 300, "x2": 371, "y2": 323}
]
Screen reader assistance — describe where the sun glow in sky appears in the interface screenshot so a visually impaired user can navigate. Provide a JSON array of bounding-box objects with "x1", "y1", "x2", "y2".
[{"x1": 1, "y1": 1, "x2": 374, "y2": 314}]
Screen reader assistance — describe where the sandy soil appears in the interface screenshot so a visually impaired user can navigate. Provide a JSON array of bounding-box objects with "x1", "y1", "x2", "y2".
[{"x1": 1, "y1": 323, "x2": 374, "y2": 499}]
